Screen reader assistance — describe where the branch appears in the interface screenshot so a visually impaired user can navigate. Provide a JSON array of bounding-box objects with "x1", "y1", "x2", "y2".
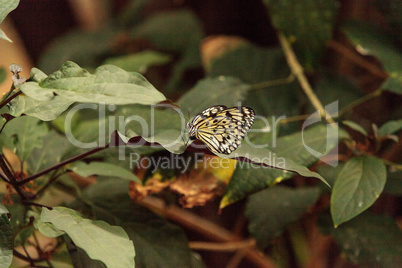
[
  {"x1": 16, "y1": 143, "x2": 109, "y2": 186},
  {"x1": 139, "y1": 196, "x2": 277, "y2": 268},
  {"x1": 278, "y1": 33, "x2": 335, "y2": 124},
  {"x1": 189, "y1": 239, "x2": 256, "y2": 252}
]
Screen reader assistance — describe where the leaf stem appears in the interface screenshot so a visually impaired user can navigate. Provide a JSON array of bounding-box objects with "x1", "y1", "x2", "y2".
[
  {"x1": 278, "y1": 33, "x2": 335, "y2": 124},
  {"x1": 0, "y1": 89, "x2": 22, "y2": 110}
]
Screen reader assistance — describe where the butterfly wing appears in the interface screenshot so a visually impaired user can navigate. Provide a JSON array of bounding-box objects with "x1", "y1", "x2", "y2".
[{"x1": 194, "y1": 106, "x2": 255, "y2": 154}]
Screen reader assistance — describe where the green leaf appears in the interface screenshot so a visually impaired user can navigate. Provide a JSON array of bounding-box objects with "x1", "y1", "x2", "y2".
[
  {"x1": 0, "y1": 203, "x2": 13, "y2": 268},
  {"x1": 1, "y1": 116, "x2": 48, "y2": 161},
  {"x1": 263, "y1": 0, "x2": 339, "y2": 70},
  {"x1": 221, "y1": 125, "x2": 348, "y2": 207},
  {"x1": 177, "y1": 77, "x2": 250, "y2": 117},
  {"x1": 103, "y1": 50, "x2": 172, "y2": 73},
  {"x1": 21, "y1": 61, "x2": 166, "y2": 105},
  {"x1": 311, "y1": 71, "x2": 363, "y2": 112},
  {"x1": 9, "y1": 93, "x2": 74, "y2": 121},
  {"x1": 342, "y1": 120, "x2": 368, "y2": 136},
  {"x1": 38, "y1": 24, "x2": 120, "y2": 73},
  {"x1": 0, "y1": 0, "x2": 19, "y2": 42},
  {"x1": 28, "y1": 210, "x2": 65, "y2": 238},
  {"x1": 27, "y1": 131, "x2": 70, "y2": 175},
  {"x1": 331, "y1": 156, "x2": 386, "y2": 227},
  {"x1": 379, "y1": 119, "x2": 402, "y2": 136},
  {"x1": 0, "y1": 67, "x2": 6, "y2": 84},
  {"x1": 342, "y1": 21, "x2": 402, "y2": 94},
  {"x1": 115, "y1": 104, "x2": 186, "y2": 154},
  {"x1": 316, "y1": 163, "x2": 346, "y2": 189},
  {"x1": 69, "y1": 179, "x2": 192, "y2": 267},
  {"x1": 41, "y1": 207, "x2": 135, "y2": 268},
  {"x1": 129, "y1": 9, "x2": 203, "y2": 53},
  {"x1": 246, "y1": 186, "x2": 321, "y2": 250},
  {"x1": 70, "y1": 161, "x2": 140, "y2": 182},
  {"x1": 319, "y1": 211, "x2": 402, "y2": 266}
]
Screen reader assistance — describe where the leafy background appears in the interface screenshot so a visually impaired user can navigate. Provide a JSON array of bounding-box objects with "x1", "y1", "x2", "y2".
[{"x1": 0, "y1": 0, "x2": 401, "y2": 268}]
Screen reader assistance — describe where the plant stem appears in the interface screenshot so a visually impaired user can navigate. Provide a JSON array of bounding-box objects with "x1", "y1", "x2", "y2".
[
  {"x1": 16, "y1": 143, "x2": 110, "y2": 186},
  {"x1": 0, "y1": 90, "x2": 22, "y2": 110},
  {"x1": 278, "y1": 33, "x2": 335, "y2": 124},
  {"x1": 249, "y1": 73, "x2": 296, "y2": 90}
]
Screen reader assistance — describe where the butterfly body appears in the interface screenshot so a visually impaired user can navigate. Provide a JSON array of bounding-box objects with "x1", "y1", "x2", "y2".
[{"x1": 187, "y1": 105, "x2": 255, "y2": 154}]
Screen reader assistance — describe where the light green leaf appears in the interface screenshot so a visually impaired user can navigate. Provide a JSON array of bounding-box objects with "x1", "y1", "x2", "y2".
[
  {"x1": 1, "y1": 116, "x2": 48, "y2": 161},
  {"x1": 0, "y1": 0, "x2": 20, "y2": 42},
  {"x1": 263, "y1": 0, "x2": 339, "y2": 70},
  {"x1": 342, "y1": 120, "x2": 368, "y2": 136},
  {"x1": 21, "y1": 61, "x2": 166, "y2": 105},
  {"x1": 0, "y1": 204, "x2": 13, "y2": 268},
  {"x1": 69, "y1": 179, "x2": 192, "y2": 267},
  {"x1": 343, "y1": 21, "x2": 402, "y2": 94},
  {"x1": 379, "y1": 119, "x2": 402, "y2": 136},
  {"x1": 9, "y1": 94, "x2": 74, "y2": 121},
  {"x1": 319, "y1": 211, "x2": 402, "y2": 266},
  {"x1": 41, "y1": 207, "x2": 135, "y2": 268},
  {"x1": 103, "y1": 50, "x2": 172, "y2": 73},
  {"x1": 27, "y1": 131, "x2": 70, "y2": 175},
  {"x1": 331, "y1": 156, "x2": 386, "y2": 227},
  {"x1": 178, "y1": 77, "x2": 250, "y2": 117},
  {"x1": 70, "y1": 161, "x2": 140, "y2": 182},
  {"x1": 246, "y1": 186, "x2": 321, "y2": 250},
  {"x1": 28, "y1": 210, "x2": 65, "y2": 238}
]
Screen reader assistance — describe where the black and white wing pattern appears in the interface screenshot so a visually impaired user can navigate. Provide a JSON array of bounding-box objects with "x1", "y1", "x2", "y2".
[{"x1": 187, "y1": 105, "x2": 255, "y2": 154}]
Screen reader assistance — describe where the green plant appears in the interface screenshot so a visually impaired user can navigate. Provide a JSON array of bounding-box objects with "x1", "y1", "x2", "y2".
[{"x1": 0, "y1": 0, "x2": 401, "y2": 267}]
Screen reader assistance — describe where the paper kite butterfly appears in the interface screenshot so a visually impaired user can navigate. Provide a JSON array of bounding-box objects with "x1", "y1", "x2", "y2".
[{"x1": 187, "y1": 105, "x2": 255, "y2": 155}]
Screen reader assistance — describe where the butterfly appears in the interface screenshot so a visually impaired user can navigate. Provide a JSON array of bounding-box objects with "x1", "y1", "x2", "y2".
[{"x1": 187, "y1": 105, "x2": 255, "y2": 155}]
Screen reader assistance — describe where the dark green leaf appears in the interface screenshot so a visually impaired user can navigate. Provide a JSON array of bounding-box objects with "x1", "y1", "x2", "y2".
[
  {"x1": 319, "y1": 211, "x2": 402, "y2": 267},
  {"x1": 0, "y1": 0, "x2": 19, "y2": 42},
  {"x1": 69, "y1": 179, "x2": 193, "y2": 268},
  {"x1": 0, "y1": 67, "x2": 6, "y2": 84},
  {"x1": 0, "y1": 205, "x2": 13, "y2": 268},
  {"x1": 312, "y1": 71, "x2": 363, "y2": 112},
  {"x1": 384, "y1": 171, "x2": 402, "y2": 195},
  {"x1": 70, "y1": 161, "x2": 140, "y2": 182},
  {"x1": 331, "y1": 156, "x2": 386, "y2": 227},
  {"x1": 41, "y1": 207, "x2": 135, "y2": 268},
  {"x1": 316, "y1": 163, "x2": 346, "y2": 189},
  {"x1": 178, "y1": 77, "x2": 250, "y2": 117},
  {"x1": 379, "y1": 119, "x2": 402, "y2": 136},
  {"x1": 103, "y1": 50, "x2": 172, "y2": 73},
  {"x1": 1, "y1": 116, "x2": 48, "y2": 161},
  {"x1": 209, "y1": 45, "x2": 300, "y2": 120},
  {"x1": 129, "y1": 9, "x2": 203, "y2": 53},
  {"x1": 222, "y1": 125, "x2": 347, "y2": 207},
  {"x1": 21, "y1": 61, "x2": 166, "y2": 105},
  {"x1": 342, "y1": 21, "x2": 402, "y2": 94},
  {"x1": 38, "y1": 24, "x2": 120, "y2": 73},
  {"x1": 246, "y1": 186, "x2": 321, "y2": 250},
  {"x1": 263, "y1": 0, "x2": 339, "y2": 70}
]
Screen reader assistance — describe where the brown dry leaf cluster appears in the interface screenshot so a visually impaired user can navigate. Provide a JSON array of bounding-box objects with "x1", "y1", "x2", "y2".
[{"x1": 129, "y1": 155, "x2": 237, "y2": 208}]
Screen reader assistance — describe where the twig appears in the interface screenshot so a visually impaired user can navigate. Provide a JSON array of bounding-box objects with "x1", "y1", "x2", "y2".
[
  {"x1": 189, "y1": 239, "x2": 256, "y2": 252},
  {"x1": 139, "y1": 196, "x2": 277, "y2": 268},
  {"x1": 278, "y1": 33, "x2": 335, "y2": 124},
  {"x1": 249, "y1": 73, "x2": 296, "y2": 90},
  {"x1": 0, "y1": 90, "x2": 23, "y2": 110},
  {"x1": 16, "y1": 143, "x2": 109, "y2": 186},
  {"x1": 226, "y1": 250, "x2": 247, "y2": 268},
  {"x1": 338, "y1": 89, "x2": 382, "y2": 118},
  {"x1": 33, "y1": 171, "x2": 65, "y2": 198}
]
